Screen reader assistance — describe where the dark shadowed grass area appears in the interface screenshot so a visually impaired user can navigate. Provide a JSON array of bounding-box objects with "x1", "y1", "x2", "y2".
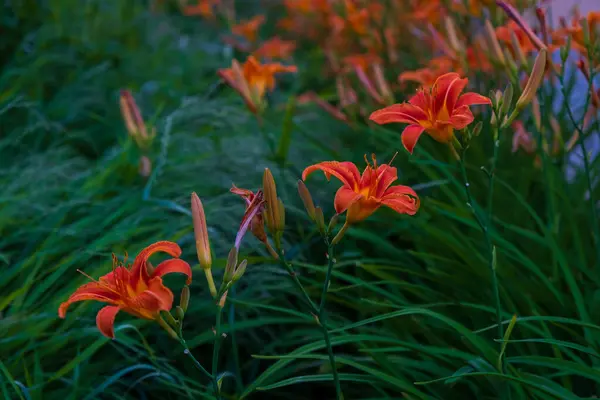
[{"x1": 2, "y1": 1, "x2": 600, "y2": 399}]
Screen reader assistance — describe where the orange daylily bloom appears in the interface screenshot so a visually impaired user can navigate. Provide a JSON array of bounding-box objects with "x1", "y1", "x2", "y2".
[
  {"x1": 496, "y1": 20, "x2": 536, "y2": 57},
  {"x1": 302, "y1": 155, "x2": 419, "y2": 224},
  {"x1": 369, "y1": 72, "x2": 491, "y2": 154},
  {"x1": 218, "y1": 56, "x2": 297, "y2": 113},
  {"x1": 59, "y1": 241, "x2": 192, "y2": 339},
  {"x1": 183, "y1": 0, "x2": 220, "y2": 19},
  {"x1": 231, "y1": 15, "x2": 265, "y2": 44},
  {"x1": 553, "y1": 11, "x2": 600, "y2": 59},
  {"x1": 253, "y1": 37, "x2": 297, "y2": 61}
]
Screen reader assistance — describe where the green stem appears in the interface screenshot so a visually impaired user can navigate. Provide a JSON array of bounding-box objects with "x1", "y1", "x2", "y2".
[
  {"x1": 318, "y1": 241, "x2": 343, "y2": 400},
  {"x1": 275, "y1": 248, "x2": 342, "y2": 399},
  {"x1": 212, "y1": 305, "x2": 224, "y2": 399},
  {"x1": 178, "y1": 336, "x2": 213, "y2": 382},
  {"x1": 459, "y1": 154, "x2": 503, "y2": 350}
]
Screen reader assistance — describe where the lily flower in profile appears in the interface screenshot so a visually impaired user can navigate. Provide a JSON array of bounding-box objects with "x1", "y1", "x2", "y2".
[
  {"x1": 218, "y1": 56, "x2": 297, "y2": 114},
  {"x1": 302, "y1": 154, "x2": 419, "y2": 243},
  {"x1": 230, "y1": 185, "x2": 268, "y2": 245},
  {"x1": 231, "y1": 15, "x2": 265, "y2": 44},
  {"x1": 253, "y1": 37, "x2": 296, "y2": 61},
  {"x1": 369, "y1": 72, "x2": 491, "y2": 154},
  {"x1": 59, "y1": 242, "x2": 192, "y2": 339}
]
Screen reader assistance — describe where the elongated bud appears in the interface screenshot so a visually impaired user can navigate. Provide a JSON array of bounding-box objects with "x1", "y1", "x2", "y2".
[
  {"x1": 531, "y1": 96, "x2": 541, "y2": 131},
  {"x1": 160, "y1": 310, "x2": 178, "y2": 328},
  {"x1": 510, "y1": 30, "x2": 528, "y2": 68},
  {"x1": 224, "y1": 247, "x2": 238, "y2": 283},
  {"x1": 472, "y1": 121, "x2": 483, "y2": 137},
  {"x1": 176, "y1": 306, "x2": 185, "y2": 321},
  {"x1": 191, "y1": 192, "x2": 212, "y2": 270},
  {"x1": 180, "y1": 286, "x2": 190, "y2": 313},
  {"x1": 297, "y1": 180, "x2": 316, "y2": 220},
  {"x1": 515, "y1": 48, "x2": 547, "y2": 112},
  {"x1": 314, "y1": 206, "x2": 326, "y2": 235},
  {"x1": 119, "y1": 90, "x2": 149, "y2": 140},
  {"x1": 445, "y1": 16, "x2": 463, "y2": 54},
  {"x1": 156, "y1": 315, "x2": 178, "y2": 339},
  {"x1": 485, "y1": 20, "x2": 505, "y2": 66},
  {"x1": 263, "y1": 168, "x2": 279, "y2": 233},
  {"x1": 232, "y1": 259, "x2": 247, "y2": 282},
  {"x1": 501, "y1": 83, "x2": 514, "y2": 116},
  {"x1": 327, "y1": 213, "x2": 340, "y2": 234}
]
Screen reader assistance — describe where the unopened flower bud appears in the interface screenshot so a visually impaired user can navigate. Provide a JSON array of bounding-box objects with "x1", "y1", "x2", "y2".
[
  {"x1": 276, "y1": 198, "x2": 285, "y2": 232},
  {"x1": 297, "y1": 180, "x2": 316, "y2": 220},
  {"x1": 515, "y1": 49, "x2": 547, "y2": 112},
  {"x1": 472, "y1": 121, "x2": 483, "y2": 137},
  {"x1": 263, "y1": 168, "x2": 280, "y2": 234},
  {"x1": 327, "y1": 213, "x2": 340, "y2": 235},
  {"x1": 160, "y1": 310, "x2": 177, "y2": 328},
  {"x1": 485, "y1": 20, "x2": 506, "y2": 66},
  {"x1": 445, "y1": 16, "x2": 463, "y2": 54},
  {"x1": 180, "y1": 286, "x2": 190, "y2": 313},
  {"x1": 191, "y1": 192, "x2": 212, "y2": 270},
  {"x1": 501, "y1": 83, "x2": 514, "y2": 117},
  {"x1": 175, "y1": 306, "x2": 185, "y2": 321},
  {"x1": 224, "y1": 247, "x2": 238, "y2": 283},
  {"x1": 314, "y1": 206, "x2": 326, "y2": 235},
  {"x1": 232, "y1": 259, "x2": 247, "y2": 282}
]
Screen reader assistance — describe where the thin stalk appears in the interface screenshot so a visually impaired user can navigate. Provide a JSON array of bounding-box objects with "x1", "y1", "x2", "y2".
[
  {"x1": 211, "y1": 305, "x2": 224, "y2": 399},
  {"x1": 228, "y1": 286, "x2": 244, "y2": 394},
  {"x1": 275, "y1": 248, "x2": 342, "y2": 399},
  {"x1": 178, "y1": 336, "x2": 213, "y2": 381},
  {"x1": 459, "y1": 154, "x2": 503, "y2": 347},
  {"x1": 318, "y1": 241, "x2": 343, "y2": 400}
]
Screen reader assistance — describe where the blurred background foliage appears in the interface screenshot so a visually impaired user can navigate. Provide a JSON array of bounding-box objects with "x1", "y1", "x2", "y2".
[{"x1": 1, "y1": 0, "x2": 600, "y2": 399}]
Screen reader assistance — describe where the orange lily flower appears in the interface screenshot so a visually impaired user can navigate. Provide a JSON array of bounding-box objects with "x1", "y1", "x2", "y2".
[
  {"x1": 59, "y1": 241, "x2": 192, "y2": 339},
  {"x1": 218, "y1": 56, "x2": 297, "y2": 113},
  {"x1": 183, "y1": 0, "x2": 220, "y2": 19},
  {"x1": 253, "y1": 37, "x2": 296, "y2": 61},
  {"x1": 231, "y1": 15, "x2": 265, "y2": 44},
  {"x1": 302, "y1": 155, "x2": 419, "y2": 224},
  {"x1": 369, "y1": 72, "x2": 491, "y2": 154}
]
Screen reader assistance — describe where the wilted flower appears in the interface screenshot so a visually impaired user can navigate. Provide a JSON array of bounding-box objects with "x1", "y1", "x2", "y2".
[
  {"x1": 370, "y1": 72, "x2": 491, "y2": 154},
  {"x1": 59, "y1": 242, "x2": 192, "y2": 339},
  {"x1": 231, "y1": 185, "x2": 268, "y2": 244},
  {"x1": 218, "y1": 56, "x2": 297, "y2": 113},
  {"x1": 302, "y1": 154, "x2": 419, "y2": 225}
]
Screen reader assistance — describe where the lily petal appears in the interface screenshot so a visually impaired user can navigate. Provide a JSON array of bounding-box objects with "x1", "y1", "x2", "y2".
[
  {"x1": 334, "y1": 186, "x2": 363, "y2": 214},
  {"x1": 230, "y1": 184, "x2": 255, "y2": 205},
  {"x1": 455, "y1": 92, "x2": 492, "y2": 108},
  {"x1": 369, "y1": 103, "x2": 427, "y2": 125},
  {"x1": 433, "y1": 73, "x2": 468, "y2": 115},
  {"x1": 401, "y1": 125, "x2": 426, "y2": 154},
  {"x1": 96, "y1": 305, "x2": 120, "y2": 339},
  {"x1": 130, "y1": 241, "x2": 182, "y2": 290},
  {"x1": 449, "y1": 105, "x2": 475, "y2": 129},
  {"x1": 58, "y1": 282, "x2": 119, "y2": 318},
  {"x1": 235, "y1": 190, "x2": 264, "y2": 250},
  {"x1": 146, "y1": 276, "x2": 175, "y2": 311},
  {"x1": 375, "y1": 165, "x2": 398, "y2": 197},
  {"x1": 151, "y1": 259, "x2": 192, "y2": 285},
  {"x1": 302, "y1": 161, "x2": 361, "y2": 189},
  {"x1": 381, "y1": 186, "x2": 420, "y2": 215}
]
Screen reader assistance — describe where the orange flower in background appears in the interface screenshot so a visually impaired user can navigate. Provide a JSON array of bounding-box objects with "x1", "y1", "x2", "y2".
[
  {"x1": 496, "y1": 20, "x2": 536, "y2": 57},
  {"x1": 253, "y1": 37, "x2": 297, "y2": 61},
  {"x1": 511, "y1": 121, "x2": 536, "y2": 154},
  {"x1": 302, "y1": 155, "x2": 419, "y2": 224},
  {"x1": 344, "y1": 53, "x2": 393, "y2": 105},
  {"x1": 183, "y1": 0, "x2": 220, "y2": 19},
  {"x1": 231, "y1": 15, "x2": 265, "y2": 44},
  {"x1": 369, "y1": 72, "x2": 491, "y2": 154},
  {"x1": 553, "y1": 11, "x2": 600, "y2": 57},
  {"x1": 218, "y1": 56, "x2": 297, "y2": 113},
  {"x1": 399, "y1": 57, "x2": 455, "y2": 88},
  {"x1": 59, "y1": 242, "x2": 192, "y2": 339}
]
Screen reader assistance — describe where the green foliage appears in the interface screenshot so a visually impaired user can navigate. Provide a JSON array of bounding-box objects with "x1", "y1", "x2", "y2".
[{"x1": 1, "y1": 0, "x2": 600, "y2": 399}]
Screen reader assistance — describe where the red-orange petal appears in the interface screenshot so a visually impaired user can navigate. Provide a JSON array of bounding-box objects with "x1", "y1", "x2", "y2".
[
  {"x1": 369, "y1": 103, "x2": 427, "y2": 125},
  {"x1": 334, "y1": 186, "x2": 363, "y2": 214},
  {"x1": 455, "y1": 92, "x2": 492, "y2": 108},
  {"x1": 235, "y1": 190, "x2": 264, "y2": 250},
  {"x1": 96, "y1": 305, "x2": 120, "y2": 339},
  {"x1": 130, "y1": 241, "x2": 182, "y2": 291},
  {"x1": 230, "y1": 184, "x2": 255, "y2": 205},
  {"x1": 151, "y1": 259, "x2": 192, "y2": 285},
  {"x1": 146, "y1": 276, "x2": 175, "y2": 311},
  {"x1": 302, "y1": 161, "x2": 361, "y2": 189},
  {"x1": 381, "y1": 186, "x2": 420, "y2": 215},
  {"x1": 58, "y1": 282, "x2": 119, "y2": 318},
  {"x1": 401, "y1": 125, "x2": 426, "y2": 154},
  {"x1": 433, "y1": 73, "x2": 467, "y2": 115},
  {"x1": 375, "y1": 165, "x2": 398, "y2": 197},
  {"x1": 449, "y1": 105, "x2": 475, "y2": 129}
]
